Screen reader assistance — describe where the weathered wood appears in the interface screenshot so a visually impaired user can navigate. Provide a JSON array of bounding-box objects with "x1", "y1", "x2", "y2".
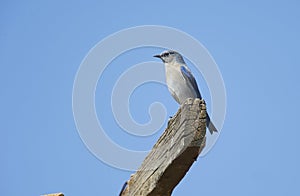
[
  {"x1": 121, "y1": 98, "x2": 207, "y2": 196},
  {"x1": 42, "y1": 193, "x2": 64, "y2": 196}
]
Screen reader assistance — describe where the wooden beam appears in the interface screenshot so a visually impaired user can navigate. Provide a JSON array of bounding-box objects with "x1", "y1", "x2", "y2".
[
  {"x1": 42, "y1": 193, "x2": 64, "y2": 196},
  {"x1": 121, "y1": 98, "x2": 207, "y2": 196}
]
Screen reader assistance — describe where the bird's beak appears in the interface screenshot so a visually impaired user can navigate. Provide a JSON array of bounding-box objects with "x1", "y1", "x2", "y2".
[{"x1": 153, "y1": 54, "x2": 161, "y2": 58}]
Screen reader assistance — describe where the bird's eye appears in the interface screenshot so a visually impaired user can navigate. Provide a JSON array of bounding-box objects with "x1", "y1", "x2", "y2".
[
  {"x1": 162, "y1": 52, "x2": 170, "y2": 57},
  {"x1": 169, "y1": 51, "x2": 174, "y2": 54}
]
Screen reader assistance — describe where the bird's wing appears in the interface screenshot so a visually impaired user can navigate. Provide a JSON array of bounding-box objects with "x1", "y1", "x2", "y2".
[{"x1": 180, "y1": 65, "x2": 202, "y2": 99}]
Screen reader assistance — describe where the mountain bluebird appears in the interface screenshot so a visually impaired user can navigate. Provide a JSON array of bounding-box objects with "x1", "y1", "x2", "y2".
[{"x1": 154, "y1": 50, "x2": 217, "y2": 134}]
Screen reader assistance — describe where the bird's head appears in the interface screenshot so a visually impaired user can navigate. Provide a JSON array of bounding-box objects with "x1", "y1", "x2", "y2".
[{"x1": 153, "y1": 50, "x2": 185, "y2": 64}]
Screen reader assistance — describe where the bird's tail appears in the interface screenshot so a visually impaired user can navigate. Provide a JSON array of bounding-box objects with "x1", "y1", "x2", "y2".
[{"x1": 206, "y1": 112, "x2": 218, "y2": 134}]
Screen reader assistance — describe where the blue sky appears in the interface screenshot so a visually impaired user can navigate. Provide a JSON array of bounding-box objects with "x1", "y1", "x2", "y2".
[{"x1": 1, "y1": 1, "x2": 300, "y2": 195}]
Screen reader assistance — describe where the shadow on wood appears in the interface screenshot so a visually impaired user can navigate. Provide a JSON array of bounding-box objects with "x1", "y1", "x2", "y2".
[{"x1": 121, "y1": 98, "x2": 207, "y2": 196}]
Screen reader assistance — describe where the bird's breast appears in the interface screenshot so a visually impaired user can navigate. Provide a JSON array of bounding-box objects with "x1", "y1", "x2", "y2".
[{"x1": 164, "y1": 64, "x2": 197, "y2": 104}]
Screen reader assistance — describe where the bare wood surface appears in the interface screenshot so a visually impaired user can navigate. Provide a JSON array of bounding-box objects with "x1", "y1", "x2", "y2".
[
  {"x1": 42, "y1": 193, "x2": 64, "y2": 196},
  {"x1": 121, "y1": 98, "x2": 207, "y2": 196}
]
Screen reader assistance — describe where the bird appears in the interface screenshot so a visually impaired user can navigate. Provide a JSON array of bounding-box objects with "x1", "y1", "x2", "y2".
[{"x1": 154, "y1": 50, "x2": 218, "y2": 134}]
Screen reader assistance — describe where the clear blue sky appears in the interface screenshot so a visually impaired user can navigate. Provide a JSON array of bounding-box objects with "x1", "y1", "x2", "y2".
[{"x1": 1, "y1": 1, "x2": 300, "y2": 195}]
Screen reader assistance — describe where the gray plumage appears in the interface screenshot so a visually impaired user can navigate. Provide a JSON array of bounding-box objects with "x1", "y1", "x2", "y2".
[{"x1": 154, "y1": 50, "x2": 217, "y2": 134}]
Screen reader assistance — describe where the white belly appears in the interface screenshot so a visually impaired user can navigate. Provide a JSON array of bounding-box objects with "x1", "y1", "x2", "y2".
[{"x1": 165, "y1": 65, "x2": 197, "y2": 104}]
